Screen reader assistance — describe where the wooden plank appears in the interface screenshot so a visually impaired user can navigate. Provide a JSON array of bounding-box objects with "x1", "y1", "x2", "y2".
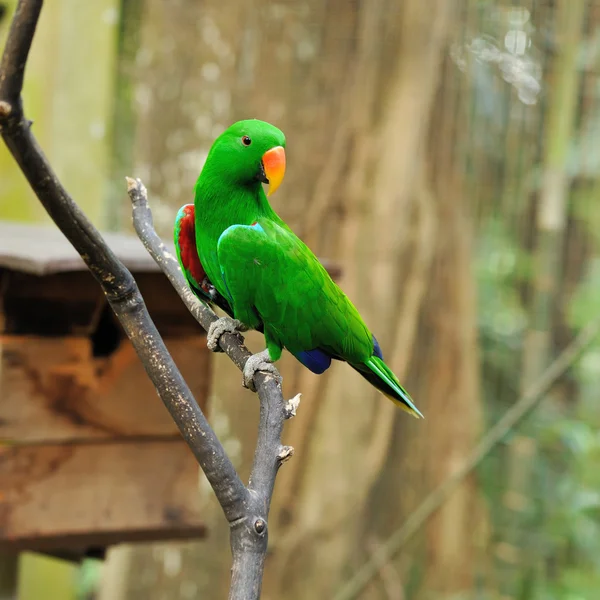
[
  {"x1": 0, "y1": 336, "x2": 209, "y2": 444},
  {"x1": 0, "y1": 441, "x2": 206, "y2": 552}
]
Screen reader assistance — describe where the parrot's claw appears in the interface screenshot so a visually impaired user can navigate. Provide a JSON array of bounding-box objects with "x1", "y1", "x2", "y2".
[
  {"x1": 207, "y1": 317, "x2": 248, "y2": 352},
  {"x1": 243, "y1": 349, "x2": 282, "y2": 392}
]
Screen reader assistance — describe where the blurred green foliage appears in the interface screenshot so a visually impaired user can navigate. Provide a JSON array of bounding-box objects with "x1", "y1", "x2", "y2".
[{"x1": 460, "y1": 0, "x2": 600, "y2": 594}]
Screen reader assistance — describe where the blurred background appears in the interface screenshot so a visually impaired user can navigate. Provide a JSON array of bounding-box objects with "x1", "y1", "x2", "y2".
[{"x1": 1, "y1": 0, "x2": 600, "y2": 598}]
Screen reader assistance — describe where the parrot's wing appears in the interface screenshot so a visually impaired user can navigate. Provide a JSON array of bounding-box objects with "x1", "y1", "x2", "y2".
[
  {"x1": 174, "y1": 204, "x2": 234, "y2": 316},
  {"x1": 217, "y1": 220, "x2": 422, "y2": 416},
  {"x1": 216, "y1": 220, "x2": 373, "y2": 364}
]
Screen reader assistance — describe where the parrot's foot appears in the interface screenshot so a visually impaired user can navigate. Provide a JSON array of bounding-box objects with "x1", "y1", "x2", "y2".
[
  {"x1": 207, "y1": 317, "x2": 248, "y2": 352},
  {"x1": 243, "y1": 349, "x2": 282, "y2": 392}
]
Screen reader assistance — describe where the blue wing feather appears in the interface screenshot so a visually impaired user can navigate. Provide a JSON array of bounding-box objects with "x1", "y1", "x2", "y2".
[{"x1": 294, "y1": 348, "x2": 332, "y2": 374}]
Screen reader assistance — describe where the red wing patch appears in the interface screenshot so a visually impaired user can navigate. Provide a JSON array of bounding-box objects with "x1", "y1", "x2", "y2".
[{"x1": 177, "y1": 204, "x2": 207, "y2": 287}]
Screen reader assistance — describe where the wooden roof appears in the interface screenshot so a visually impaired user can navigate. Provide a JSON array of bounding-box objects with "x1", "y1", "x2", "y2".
[{"x1": 0, "y1": 221, "x2": 167, "y2": 275}]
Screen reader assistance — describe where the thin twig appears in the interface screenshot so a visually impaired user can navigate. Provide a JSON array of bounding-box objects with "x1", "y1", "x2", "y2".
[
  {"x1": 0, "y1": 3, "x2": 293, "y2": 598},
  {"x1": 333, "y1": 315, "x2": 600, "y2": 600}
]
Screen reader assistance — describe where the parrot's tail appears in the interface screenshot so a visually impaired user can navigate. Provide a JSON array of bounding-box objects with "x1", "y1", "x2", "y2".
[{"x1": 352, "y1": 356, "x2": 423, "y2": 419}]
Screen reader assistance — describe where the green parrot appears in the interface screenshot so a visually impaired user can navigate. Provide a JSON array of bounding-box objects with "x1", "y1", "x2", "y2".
[{"x1": 174, "y1": 119, "x2": 422, "y2": 418}]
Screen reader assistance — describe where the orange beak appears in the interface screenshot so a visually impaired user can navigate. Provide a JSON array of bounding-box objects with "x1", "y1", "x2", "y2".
[{"x1": 262, "y1": 146, "x2": 286, "y2": 196}]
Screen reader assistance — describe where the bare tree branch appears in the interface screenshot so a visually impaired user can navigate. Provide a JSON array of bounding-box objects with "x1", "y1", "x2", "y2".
[{"x1": 0, "y1": 2, "x2": 294, "y2": 598}]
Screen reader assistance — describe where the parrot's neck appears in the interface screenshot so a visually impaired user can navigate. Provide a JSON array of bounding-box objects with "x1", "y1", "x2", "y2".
[
  {"x1": 193, "y1": 172, "x2": 281, "y2": 294},
  {"x1": 194, "y1": 175, "x2": 275, "y2": 238}
]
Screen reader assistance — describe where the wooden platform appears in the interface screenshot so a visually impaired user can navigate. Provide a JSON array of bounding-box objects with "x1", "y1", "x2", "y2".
[{"x1": 0, "y1": 221, "x2": 211, "y2": 560}]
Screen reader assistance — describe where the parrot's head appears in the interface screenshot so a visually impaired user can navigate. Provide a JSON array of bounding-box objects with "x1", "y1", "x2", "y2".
[{"x1": 205, "y1": 119, "x2": 286, "y2": 197}]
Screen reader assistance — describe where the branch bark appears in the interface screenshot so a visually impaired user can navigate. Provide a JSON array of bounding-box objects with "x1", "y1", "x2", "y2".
[{"x1": 0, "y1": 2, "x2": 294, "y2": 598}]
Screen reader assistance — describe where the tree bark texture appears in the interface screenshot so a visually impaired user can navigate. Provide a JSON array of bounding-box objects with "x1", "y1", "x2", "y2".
[{"x1": 106, "y1": 0, "x2": 485, "y2": 599}]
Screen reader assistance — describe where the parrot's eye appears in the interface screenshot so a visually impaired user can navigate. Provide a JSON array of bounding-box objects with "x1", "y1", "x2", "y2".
[{"x1": 242, "y1": 136, "x2": 252, "y2": 146}]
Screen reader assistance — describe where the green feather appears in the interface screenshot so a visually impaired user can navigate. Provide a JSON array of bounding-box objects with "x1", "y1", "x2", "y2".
[{"x1": 360, "y1": 357, "x2": 423, "y2": 418}]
